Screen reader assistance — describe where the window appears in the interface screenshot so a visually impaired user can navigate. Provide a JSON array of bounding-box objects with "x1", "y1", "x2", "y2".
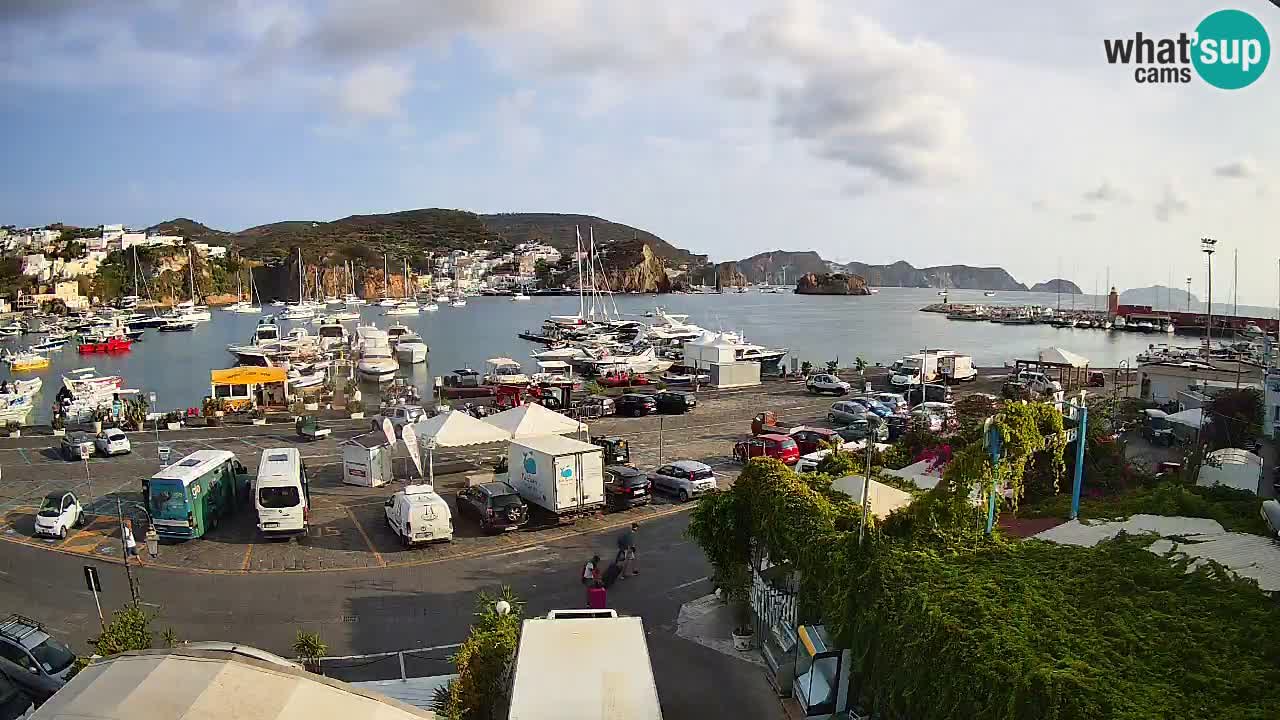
[
  {"x1": 148, "y1": 480, "x2": 188, "y2": 520},
  {"x1": 28, "y1": 637, "x2": 74, "y2": 674},
  {"x1": 0, "y1": 642, "x2": 29, "y2": 667},
  {"x1": 1274, "y1": 406, "x2": 1280, "y2": 422},
  {"x1": 258, "y1": 486, "x2": 300, "y2": 508}
]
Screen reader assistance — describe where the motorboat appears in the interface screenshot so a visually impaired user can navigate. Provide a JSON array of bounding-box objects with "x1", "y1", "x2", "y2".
[
  {"x1": 377, "y1": 297, "x2": 399, "y2": 307},
  {"x1": 115, "y1": 295, "x2": 140, "y2": 310},
  {"x1": 1163, "y1": 321, "x2": 1176, "y2": 334},
  {"x1": 226, "y1": 301, "x2": 261, "y2": 314},
  {"x1": 122, "y1": 328, "x2": 146, "y2": 341},
  {"x1": 31, "y1": 338, "x2": 66, "y2": 352},
  {"x1": 385, "y1": 303, "x2": 420, "y2": 316},
  {"x1": 158, "y1": 319, "x2": 197, "y2": 332},
  {"x1": 328, "y1": 309, "x2": 360, "y2": 321},
  {"x1": 288, "y1": 367, "x2": 327, "y2": 389},
  {"x1": 316, "y1": 317, "x2": 350, "y2": 350},
  {"x1": 342, "y1": 294, "x2": 366, "y2": 306},
  {"x1": 77, "y1": 335, "x2": 132, "y2": 353},
  {"x1": 0, "y1": 394, "x2": 33, "y2": 422},
  {"x1": 395, "y1": 333, "x2": 429, "y2": 364},
  {"x1": 984, "y1": 291, "x2": 997, "y2": 297},
  {"x1": 0, "y1": 378, "x2": 42, "y2": 398},
  {"x1": 583, "y1": 345, "x2": 672, "y2": 376},
  {"x1": 451, "y1": 297, "x2": 467, "y2": 308},
  {"x1": 357, "y1": 330, "x2": 398, "y2": 383},
  {"x1": 435, "y1": 294, "x2": 451, "y2": 303},
  {"x1": 422, "y1": 302, "x2": 439, "y2": 312},
  {"x1": 2, "y1": 349, "x2": 50, "y2": 371},
  {"x1": 324, "y1": 296, "x2": 342, "y2": 305},
  {"x1": 660, "y1": 367, "x2": 710, "y2": 386},
  {"x1": 386, "y1": 323, "x2": 412, "y2": 344},
  {"x1": 280, "y1": 304, "x2": 315, "y2": 321},
  {"x1": 484, "y1": 358, "x2": 529, "y2": 385},
  {"x1": 512, "y1": 290, "x2": 530, "y2": 301},
  {"x1": 57, "y1": 369, "x2": 126, "y2": 422}
]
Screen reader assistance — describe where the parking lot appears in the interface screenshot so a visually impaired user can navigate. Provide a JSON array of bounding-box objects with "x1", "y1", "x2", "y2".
[{"x1": 0, "y1": 378, "x2": 866, "y2": 573}]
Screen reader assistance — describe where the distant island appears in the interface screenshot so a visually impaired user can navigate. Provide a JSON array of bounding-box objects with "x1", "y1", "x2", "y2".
[
  {"x1": 1029, "y1": 279, "x2": 1082, "y2": 294},
  {"x1": 794, "y1": 272, "x2": 871, "y2": 296},
  {"x1": 1120, "y1": 285, "x2": 1199, "y2": 307}
]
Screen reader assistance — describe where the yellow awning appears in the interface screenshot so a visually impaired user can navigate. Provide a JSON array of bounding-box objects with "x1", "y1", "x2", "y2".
[{"x1": 210, "y1": 367, "x2": 288, "y2": 386}]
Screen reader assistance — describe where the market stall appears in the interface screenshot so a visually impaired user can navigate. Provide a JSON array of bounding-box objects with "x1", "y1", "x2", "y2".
[{"x1": 210, "y1": 367, "x2": 290, "y2": 412}]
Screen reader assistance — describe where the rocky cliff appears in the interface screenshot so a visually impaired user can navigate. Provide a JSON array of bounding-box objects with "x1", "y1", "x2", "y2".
[
  {"x1": 698, "y1": 262, "x2": 748, "y2": 290},
  {"x1": 795, "y1": 272, "x2": 871, "y2": 295},
  {"x1": 593, "y1": 241, "x2": 672, "y2": 293},
  {"x1": 736, "y1": 250, "x2": 830, "y2": 284},
  {"x1": 1029, "y1": 279, "x2": 1082, "y2": 294}
]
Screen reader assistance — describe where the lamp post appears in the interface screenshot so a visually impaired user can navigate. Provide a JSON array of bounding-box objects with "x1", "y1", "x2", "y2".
[
  {"x1": 1201, "y1": 237, "x2": 1217, "y2": 352},
  {"x1": 1185, "y1": 276, "x2": 1192, "y2": 312}
]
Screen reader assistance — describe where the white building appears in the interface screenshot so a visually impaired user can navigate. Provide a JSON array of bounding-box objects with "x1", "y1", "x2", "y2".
[
  {"x1": 21, "y1": 254, "x2": 51, "y2": 281},
  {"x1": 121, "y1": 232, "x2": 182, "y2": 251}
]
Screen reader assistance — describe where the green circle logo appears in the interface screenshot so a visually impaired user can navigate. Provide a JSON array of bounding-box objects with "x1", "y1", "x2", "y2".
[{"x1": 1193, "y1": 9, "x2": 1270, "y2": 89}]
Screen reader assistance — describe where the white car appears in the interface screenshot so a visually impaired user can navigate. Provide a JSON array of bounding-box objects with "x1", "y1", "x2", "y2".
[
  {"x1": 33, "y1": 491, "x2": 83, "y2": 540},
  {"x1": 372, "y1": 405, "x2": 425, "y2": 437},
  {"x1": 805, "y1": 373, "x2": 850, "y2": 395},
  {"x1": 872, "y1": 392, "x2": 908, "y2": 412},
  {"x1": 384, "y1": 485, "x2": 453, "y2": 546},
  {"x1": 95, "y1": 428, "x2": 131, "y2": 456},
  {"x1": 1016, "y1": 370, "x2": 1063, "y2": 395}
]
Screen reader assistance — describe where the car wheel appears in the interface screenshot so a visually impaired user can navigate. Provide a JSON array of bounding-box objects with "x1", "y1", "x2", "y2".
[
  {"x1": 679, "y1": 489, "x2": 690, "y2": 503},
  {"x1": 74, "y1": 511, "x2": 84, "y2": 528},
  {"x1": 57, "y1": 526, "x2": 67, "y2": 540}
]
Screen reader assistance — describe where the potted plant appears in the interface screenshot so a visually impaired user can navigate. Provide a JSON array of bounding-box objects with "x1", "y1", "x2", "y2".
[
  {"x1": 344, "y1": 378, "x2": 360, "y2": 403},
  {"x1": 303, "y1": 396, "x2": 320, "y2": 412},
  {"x1": 164, "y1": 410, "x2": 183, "y2": 431},
  {"x1": 51, "y1": 413, "x2": 65, "y2": 437},
  {"x1": 730, "y1": 592, "x2": 755, "y2": 651},
  {"x1": 251, "y1": 407, "x2": 268, "y2": 426},
  {"x1": 202, "y1": 398, "x2": 224, "y2": 427},
  {"x1": 800, "y1": 361, "x2": 813, "y2": 377},
  {"x1": 91, "y1": 407, "x2": 107, "y2": 434},
  {"x1": 292, "y1": 630, "x2": 327, "y2": 674},
  {"x1": 347, "y1": 399, "x2": 365, "y2": 420},
  {"x1": 3, "y1": 421, "x2": 21, "y2": 439},
  {"x1": 289, "y1": 399, "x2": 306, "y2": 419}
]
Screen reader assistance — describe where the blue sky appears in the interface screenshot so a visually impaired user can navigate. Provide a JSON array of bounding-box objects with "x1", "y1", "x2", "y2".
[{"x1": 2, "y1": 1, "x2": 1279, "y2": 303}]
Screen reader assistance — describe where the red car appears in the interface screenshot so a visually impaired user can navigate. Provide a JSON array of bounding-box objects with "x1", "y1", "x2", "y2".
[
  {"x1": 734, "y1": 433, "x2": 800, "y2": 465},
  {"x1": 789, "y1": 427, "x2": 841, "y2": 455}
]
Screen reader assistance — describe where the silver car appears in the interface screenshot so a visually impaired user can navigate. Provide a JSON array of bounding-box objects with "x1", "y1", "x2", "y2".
[
  {"x1": 827, "y1": 401, "x2": 868, "y2": 425},
  {"x1": 649, "y1": 460, "x2": 716, "y2": 502}
]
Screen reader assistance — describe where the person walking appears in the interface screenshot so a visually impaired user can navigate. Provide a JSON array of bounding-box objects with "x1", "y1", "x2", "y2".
[
  {"x1": 582, "y1": 554, "x2": 601, "y2": 586},
  {"x1": 123, "y1": 520, "x2": 139, "y2": 563},
  {"x1": 617, "y1": 522, "x2": 639, "y2": 578}
]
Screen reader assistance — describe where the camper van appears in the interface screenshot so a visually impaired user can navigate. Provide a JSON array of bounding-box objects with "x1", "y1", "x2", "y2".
[
  {"x1": 253, "y1": 448, "x2": 309, "y2": 537},
  {"x1": 384, "y1": 485, "x2": 453, "y2": 546}
]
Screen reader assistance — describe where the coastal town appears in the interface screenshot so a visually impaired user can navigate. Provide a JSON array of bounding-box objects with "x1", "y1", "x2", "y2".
[{"x1": 4, "y1": 3, "x2": 1280, "y2": 720}]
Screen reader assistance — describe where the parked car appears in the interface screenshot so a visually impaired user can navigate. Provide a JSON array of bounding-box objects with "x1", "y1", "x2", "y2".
[
  {"x1": 849, "y1": 397, "x2": 894, "y2": 418},
  {"x1": 0, "y1": 653, "x2": 60, "y2": 708},
  {"x1": 884, "y1": 413, "x2": 909, "y2": 440},
  {"x1": 733, "y1": 433, "x2": 801, "y2": 465},
  {"x1": 805, "y1": 373, "x2": 850, "y2": 395},
  {"x1": 456, "y1": 481, "x2": 528, "y2": 533},
  {"x1": 581, "y1": 394, "x2": 616, "y2": 416},
  {"x1": 33, "y1": 491, "x2": 83, "y2": 540},
  {"x1": 835, "y1": 416, "x2": 889, "y2": 443},
  {"x1": 0, "y1": 615, "x2": 77, "y2": 685},
  {"x1": 384, "y1": 485, "x2": 453, "y2": 546},
  {"x1": 371, "y1": 405, "x2": 425, "y2": 437},
  {"x1": 95, "y1": 428, "x2": 131, "y2": 456},
  {"x1": 790, "y1": 427, "x2": 842, "y2": 455},
  {"x1": 604, "y1": 465, "x2": 653, "y2": 510},
  {"x1": 1015, "y1": 370, "x2": 1063, "y2": 396},
  {"x1": 872, "y1": 392, "x2": 908, "y2": 412},
  {"x1": 649, "y1": 460, "x2": 717, "y2": 502},
  {"x1": 653, "y1": 391, "x2": 697, "y2": 414},
  {"x1": 59, "y1": 432, "x2": 94, "y2": 461},
  {"x1": 827, "y1": 400, "x2": 869, "y2": 425},
  {"x1": 911, "y1": 402, "x2": 956, "y2": 432},
  {"x1": 615, "y1": 393, "x2": 657, "y2": 417},
  {"x1": 904, "y1": 384, "x2": 952, "y2": 406}
]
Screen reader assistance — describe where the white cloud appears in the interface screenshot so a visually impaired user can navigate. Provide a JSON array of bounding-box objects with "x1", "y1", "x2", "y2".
[
  {"x1": 338, "y1": 63, "x2": 412, "y2": 117},
  {"x1": 495, "y1": 89, "x2": 542, "y2": 157},
  {"x1": 1153, "y1": 183, "x2": 1190, "y2": 222},
  {"x1": 1213, "y1": 158, "x2": 1255, "y2": 179},
  {"x1": 723, "y1": 1, "x2": 975, "y2": 187}
]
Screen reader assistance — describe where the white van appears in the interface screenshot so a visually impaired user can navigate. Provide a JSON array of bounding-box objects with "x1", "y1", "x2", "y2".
[
  {"x1": 385, "y1": 485, "x2": 453, "y2": 546},
  {"x1": 253, "y1": 448, "x2": 309, "y2": 537}
]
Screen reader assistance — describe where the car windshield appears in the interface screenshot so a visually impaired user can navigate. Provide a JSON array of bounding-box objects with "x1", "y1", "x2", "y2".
[
  {"x1": 148, "y1": 480, "x2": 188, "y2": 521},
  {"x1": 778, "y1": 439, "x2": 797, "y2": 451},
  {"x1": 689, "y1": 467, "x2": 714, "y2": 481},
  {"x1": 491, "y1": 493, "x2": 522, "y2": 508},
  {"x1": 38, "y1": 495, "x2": 62, "y2": 516},
  {"x1": 259, "y1": 486, "x2": 300, "y2": 508},
  {"x1": 29, "y1": 636, "x2": 75, "y2": 673}
]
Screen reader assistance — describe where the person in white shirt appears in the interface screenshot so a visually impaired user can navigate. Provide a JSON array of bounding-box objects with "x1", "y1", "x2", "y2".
[{"x1": 123, "y1": 520, "x2": 138, "y2": 562}]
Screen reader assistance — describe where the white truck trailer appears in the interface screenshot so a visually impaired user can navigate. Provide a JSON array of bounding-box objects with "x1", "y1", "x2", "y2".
[{"x1": 507, "y1": 435, "x2": 606, "y2": 518}]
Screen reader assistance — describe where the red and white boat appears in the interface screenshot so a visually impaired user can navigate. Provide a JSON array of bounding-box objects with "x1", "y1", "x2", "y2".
[{"x1": 77, "y1": 335, "x2": 133, "y2": 353}]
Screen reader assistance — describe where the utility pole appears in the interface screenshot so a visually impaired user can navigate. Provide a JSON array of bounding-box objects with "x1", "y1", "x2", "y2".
[{"x1": 1201, "y1": 238, "x2": 1217, "y2": 353}]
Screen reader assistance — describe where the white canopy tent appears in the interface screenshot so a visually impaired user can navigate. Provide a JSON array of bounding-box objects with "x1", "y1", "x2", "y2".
[
  {"x1": 1034, "y1": 346, "x2": 1091, "y2": 368},
  {"x1": 1197, "y1": 448, "x2": 1262, "y2": 494},
  {"x1": 832, "y1": 475, "x2": 914, "y2": 519},
  {"x1": 483, "y1": 402, "x2": 586, "y2": 439},
  {"x1": 412, "y1": 411, "x2": 512, "y2": 487},
  {"x1": 683, "y1": 332, "x2": 737, "y2": 370},
  {"x1": 1165, "y1": 407, "x2": 1207, "y2": 442}
]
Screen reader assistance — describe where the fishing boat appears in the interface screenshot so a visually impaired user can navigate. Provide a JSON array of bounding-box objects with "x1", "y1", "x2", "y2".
[
  {"x1": 77, "y1": 335, "x2": 132, "y2": 353},
  {"x1": 31, "y1": 338, "x2": 66, "y2": 352},
  {"x1": 2, "y1": 349, "x2": 50, "y2": 371},
  {"x1": 0, "y1": 394, "x2": 33, "y2": 422},
  {"x1": 158, "y1": 319, "x2": 197, "y2": 332},
  {"x1": 395, "y1": 333, "x2": 429, "y2": 364}
]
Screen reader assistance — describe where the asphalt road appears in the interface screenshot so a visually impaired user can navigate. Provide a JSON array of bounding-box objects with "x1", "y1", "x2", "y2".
[{"x1": 0, "y1": 508, "x2": 780, "y2": 719}]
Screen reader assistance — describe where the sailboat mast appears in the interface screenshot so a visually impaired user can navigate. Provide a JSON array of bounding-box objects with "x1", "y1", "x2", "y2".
[
  {"x1": 132, "y1": 245, "x2": 140, "y2": 297},
  {"x1": 588, "y1": 228, "x2": 598, "y2": 321},
  {"x1": 575, "y1": 226, "x2": 585, "y2": 319}
]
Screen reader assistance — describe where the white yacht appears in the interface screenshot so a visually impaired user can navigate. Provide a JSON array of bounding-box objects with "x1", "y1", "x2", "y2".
[
  {"x1": 342, "y1": 294, "x2": 366, "y2": 306},
  {"x1": 316, "y1": 317, "x2": 350, "y2": 350},
  {"x1": 422, "y1": 302, "x2": 439, "y2": 312},
  {"x1": 386, "y1": 323, "x2": 412, "y2": 344},
  {"x1": 395, "y1": 333, "x2": 429, "y2": 364},
  {"x1": 280, "y1": 304, "x2": 315, "y2": 321},
  {"x1": 583, "y1": 345, "x2": 672, "y2": 375},
  {"x1": 435, "y1": 294, "x2": 451, "y2": 303},
  {"x1": 385, "y1": 303, "x2": 420, "y2": 316},
  {"x1": 451, "y1": 297, "x2": 467, "y2": 308},
  {"x1": 324, "y1": 296, "x2": 342, "y2": 305},
  {"x1": 356, "y1": 329, "x2": 398, "y2": 383},
  {"x1": 512, "y1": 290, "x2": 530, "y2": 301}
]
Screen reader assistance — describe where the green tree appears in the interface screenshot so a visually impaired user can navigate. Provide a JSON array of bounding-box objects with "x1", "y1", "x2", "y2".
[
  {"x1": 433, "y1": 587, "x2": 525, "y2": 720},
  {"x1": 292, "y1": 630, "x2": 327, "y2": 673}
]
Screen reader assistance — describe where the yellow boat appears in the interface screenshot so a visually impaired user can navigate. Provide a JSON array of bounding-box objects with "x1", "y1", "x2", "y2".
[{"x1": 4, "y1": 352, "x2": 50, "y2": 371}]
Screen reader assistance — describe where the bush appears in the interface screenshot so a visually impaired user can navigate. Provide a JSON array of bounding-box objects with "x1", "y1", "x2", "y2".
[
  {"x1": 292, "y1": 630, "x2": 326, "y2": 672},
  {"x1": 346, "y1": 399, "x2": 364, "y2": 414},
  {"x1": 1023, "y1": 480, "x2": 1270, "y2": 536},
  {"x1": 433, "y1": 588, "x2": 524, "y2": 720}
]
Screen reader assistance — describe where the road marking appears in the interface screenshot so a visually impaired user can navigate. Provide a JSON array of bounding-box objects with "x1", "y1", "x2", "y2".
[
  {"x1": 669, "y1": 575, "x2": 710, "y2": 592},
  {"x1": 344, "y1": 507, "x2": 386, "y2": 568},
  {"x1": 16, "y1": 449, "x2": 30, "y2": 465},
  {"x1": 491, "y1": 544, "x2": 547, "y2": 558},
  {"x1": 240, "y1": 543, "x2": 255, "y2": 571}
]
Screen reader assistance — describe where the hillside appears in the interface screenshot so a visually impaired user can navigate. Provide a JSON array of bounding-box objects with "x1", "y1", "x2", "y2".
[
  {"x1": 229, "y1": 209, "x2": 502, "y2": 262},
  {"x1": 734, "y1": 250, "x2": 829, "y2": 284},
  {"x1": 480, "y1": 213, "x2": 706, "y2": 268},
  {"x1": 842, "y1": 260, "x2": 1028, "y2": 291},
  {"x1": 1030, "y1": 279, "x2": 1082, "y2": 294},
  {"x1": 146, "y1": 218, "x2": 228, "y2": 242},
  {"x1": 1120, "y1": 285, "x2": 1199, "y2": 308}
]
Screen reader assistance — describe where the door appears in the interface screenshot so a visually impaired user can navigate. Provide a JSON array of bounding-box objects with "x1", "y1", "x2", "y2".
[{"x1": 554, "y1": 455, "x2": 582, "y2": 512}]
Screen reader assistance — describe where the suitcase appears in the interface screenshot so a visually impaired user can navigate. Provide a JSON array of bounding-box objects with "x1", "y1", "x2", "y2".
[{"x1": 602, "y1": 561, "x2": 623, "y2": 588}]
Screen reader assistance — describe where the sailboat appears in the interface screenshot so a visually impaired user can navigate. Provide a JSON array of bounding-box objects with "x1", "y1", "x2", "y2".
[
  {"x1": 166, "y1": 249, "x2": 211, "y2": 322},
  {"x1": 226, "y1": 268, "x2": 263, "y2": 313},
  {"x1": 386, "y1": 258, "x2": 419, "y2": 315},
  {"x1": 281, "y1": 248, "x2": 316, "y2": 320},
  {"x1": 376, "y1": 253, "x2": 398, "y2": 306},
  {"x1": 342, "y1": 261, "x2": 366, "y2": 305}
]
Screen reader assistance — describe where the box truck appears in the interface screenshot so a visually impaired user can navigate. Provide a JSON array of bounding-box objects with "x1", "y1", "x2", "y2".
[
  {"x1": 937, "y1": 352, "x2": 977, "y2": 383},
  {"x1": 508, "y1": 435, "x2": 606, "y2": 518},
  {"x1": 509, "y1": 610, "x2": 661, "y2": 720}
]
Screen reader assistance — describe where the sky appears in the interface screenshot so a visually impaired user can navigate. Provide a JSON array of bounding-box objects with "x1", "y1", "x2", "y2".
[{"x1": 2, "y1": 1, "x2": 1279, "y2": 303}]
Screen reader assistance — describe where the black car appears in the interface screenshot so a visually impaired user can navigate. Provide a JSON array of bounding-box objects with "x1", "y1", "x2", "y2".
[
  {"x1": 653, "y1": 391, "x2": 697, "y2": 414},
  {"x1": 904, "y1": 384, "x2": 952, "y2": 406},
  {"x1": 604, "y1": 465, "x2": 653, "y2": 510},
  {"x1": 834, "y1": 416, "x2": 889, "y2": 443},
  {"x1": 456, "y1": 482, "x2": 528, "y2": 533},
  {"x1": 0, "y1": 616, "x2": 75, "y2": 689},
  {"x1": 615, "y1": 393, "x2": 657, "y2": 417},
  {"x1": 883, "y1": 414, "x2": 909, "y2": 440},
  {"x1": 0, "y1": 655, "x2": 58, "y2": 708}
]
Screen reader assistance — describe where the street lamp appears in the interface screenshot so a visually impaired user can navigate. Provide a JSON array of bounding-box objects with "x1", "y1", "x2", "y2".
[
  {"x1": 1185, "y1": 276, "x2": 1192, "y2": 312},
  {"x1": 1201, "y1": 238, "x2": 1217, "y2": 351}
]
